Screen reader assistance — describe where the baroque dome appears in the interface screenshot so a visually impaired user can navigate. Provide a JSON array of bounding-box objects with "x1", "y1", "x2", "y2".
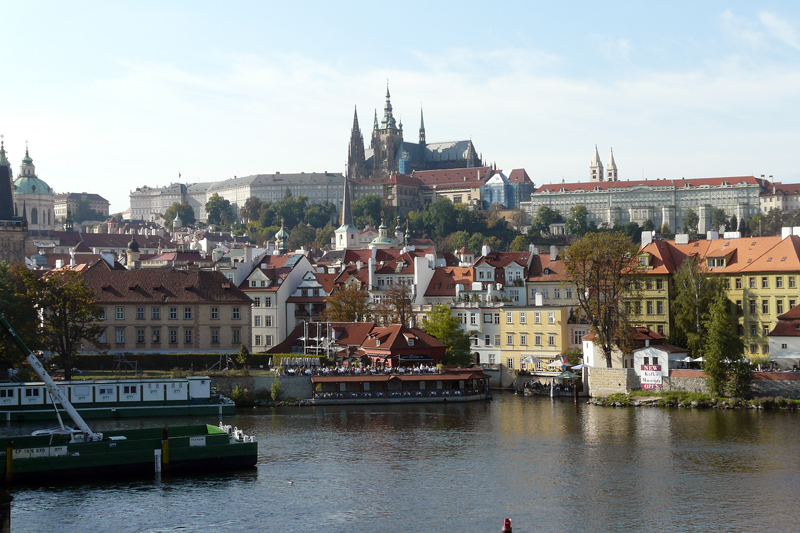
[{"x1": 14, "y1": 176, "x2": 54, "y2": 196}]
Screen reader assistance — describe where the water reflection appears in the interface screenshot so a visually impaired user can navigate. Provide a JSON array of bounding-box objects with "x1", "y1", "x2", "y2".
[{"x1": 7, "y1": 394, "x2": 800, "y2": 532}]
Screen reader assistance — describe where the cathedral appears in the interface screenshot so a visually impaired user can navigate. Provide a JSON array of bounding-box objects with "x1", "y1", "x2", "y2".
[
  {"x1": 347, "y1": 86, "x2": 483, "y2": 180},
  {"x1": 0, "y1": 139, "x2": 28, "y2": 264}
]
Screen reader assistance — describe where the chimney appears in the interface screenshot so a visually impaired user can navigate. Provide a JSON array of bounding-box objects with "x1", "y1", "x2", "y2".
[
  {"x1": 481, "y1": 244, "x2": 491, "y2": 256},
  {"x1": 550, "y1": 245, "x2": 558, "y2": 261}
]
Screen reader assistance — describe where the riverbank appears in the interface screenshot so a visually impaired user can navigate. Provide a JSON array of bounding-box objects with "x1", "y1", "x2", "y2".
[{"x1": 591, "y1": 390, "x2": 800, "y2": 410}]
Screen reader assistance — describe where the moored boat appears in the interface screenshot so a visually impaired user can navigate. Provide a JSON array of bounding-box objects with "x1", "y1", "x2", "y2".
[
  {"x1": 0, "y1": 377, "x2": 235, "y2": 422},
  {"x1": 0, "y1": 316, "x2": 257, "y2": 484}
]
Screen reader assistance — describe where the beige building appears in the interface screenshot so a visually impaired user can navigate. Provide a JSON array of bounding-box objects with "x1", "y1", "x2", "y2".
[{"x1": 80, "y1": 259, "x2": 251, "y2": 354}]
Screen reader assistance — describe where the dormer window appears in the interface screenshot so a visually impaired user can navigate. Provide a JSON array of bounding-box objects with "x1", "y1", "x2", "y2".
[
  {"x1": 408, "y1": 338, "x2": 415, "y2": 346},
  {"x1": 707, "y1": 257, "x2": 725, "y2": 268}
]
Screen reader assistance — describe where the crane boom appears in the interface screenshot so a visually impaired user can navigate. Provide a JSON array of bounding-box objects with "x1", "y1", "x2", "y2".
[{"x1": 0, "y1": 315, "x2": 103, "y2": 442}]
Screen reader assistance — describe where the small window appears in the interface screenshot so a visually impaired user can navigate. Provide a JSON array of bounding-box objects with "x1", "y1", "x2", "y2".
[
  {"x1": 136, "y1": 307, "x2": 145, "y2": 320},
  {"x1": 506, "y1": 313, "x2": 512, "y2": 324},
  {"x1": 152, "y1": 307, "x2": 161, "y2": 320},
  {"x1": 184, "y1": 307, "x2": 192, "y2": 320},
  {"x1": 169, "y1": 307, "x2": 178, "y2": 320},
  {"x1": 211, "y1": 307, "x2": 219, "y2": 320},
  {"x1": 116, "y1": 307, "x2": 124, "y2": 320},
  {"x1": 232, "y1": 307, "x2": 241, "y2": 320}
]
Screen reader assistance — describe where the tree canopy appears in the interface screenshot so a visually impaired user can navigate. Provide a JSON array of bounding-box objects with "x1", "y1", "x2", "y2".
[
  {"x1": 702, "y1": 292, "x2": 746, "y2": 396},
  {"x1": 164, "y1": 202, "x2": 196, "y2": 231},
  {"x1": 320, "y1": 285, "x2": 372, "y2": 322},
  {"x1": 0, "y1": 262, "x2": 39, "y2": 368},
  {"x1": 424, "y1": 304, "x2": 474, "y2": 367},
  {"x1": 670, "y1": 257, "x2": 725, "y2": 355},
  {"x1": 205, "y1": 193, "x2": 235, "y2": 227},
  {"x1": 563, "y1": 231, "x2": 639, "y2": 367}
]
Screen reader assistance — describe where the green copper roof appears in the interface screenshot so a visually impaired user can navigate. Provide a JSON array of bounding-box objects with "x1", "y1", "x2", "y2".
[{"x1": 14, "y1": 176, "x2": 53, "y2": 195}]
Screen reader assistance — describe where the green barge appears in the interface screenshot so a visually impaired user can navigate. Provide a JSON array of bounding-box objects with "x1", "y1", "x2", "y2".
[{"x1": 0, "y1": 316, "x2": 257, "y2": 484}]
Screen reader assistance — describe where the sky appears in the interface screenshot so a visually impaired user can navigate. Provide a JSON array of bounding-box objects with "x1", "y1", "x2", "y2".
[{"x1": 2, "y1": 1, "x2": 800, "y2": 213}]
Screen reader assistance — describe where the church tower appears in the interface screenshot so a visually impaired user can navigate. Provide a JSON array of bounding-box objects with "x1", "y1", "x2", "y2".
[
  {"x1": 369, "y1": 85, "x2": 404, "y2": 179},
  {"x1": 334, "y1": 178, "x2": 359, "y2": 250},
  {"x1": 346, "y1": 106, "x2": 366, "y2": 180},
  {"x1": 606, "y1": 148, "x2": 618, "y2": 182},
  {"x1": 419, "y1": 108, "x2": 426, "y2": 146},
  {"x1": 590, "y1": 145, "x2": 604, "y2": 182}
]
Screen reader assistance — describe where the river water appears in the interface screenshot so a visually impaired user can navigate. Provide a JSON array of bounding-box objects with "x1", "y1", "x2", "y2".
[{"x1": 6, "y1": 393, "x2": 800, "y2": 532}]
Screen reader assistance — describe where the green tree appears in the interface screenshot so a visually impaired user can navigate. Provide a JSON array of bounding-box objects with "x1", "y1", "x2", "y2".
[
  {"x1": 729, "y1": 215, "x2": 738, "y2": 232},
  {"x1": 641, "y1": 219, "x2": 656, "y2": 232},
  {"x1": 467, "y1": 233, "x2": 486, "y2": 255},
  {"x1": 510, "y1": 208, "x2": 529, "y2": 232},
  {"x1": 682, "y1": 209, "x2": 699, "y2": 239},
  {"x1": 509, "y1": 235, "x2": 531, "y2": 252},
  {"x1": 73, "y1": 195, "x2": 105, "y2": 223},
  {"x1": 760, "y1": 208, "x2": 790, "y2": 236},
  {"x1": 529, "y1": 206, "x2": 562, "y2": 236},
  {"x1": 702, "y1": 292, "x2": 745, "y2": 396},
  {"x1": 352, "y1": 194, "x2": 383, "y2": 229},
  {"x1": 623, "y1": 221, "x2": 641, "y2": 244},
  {"x1": 304, "y1": 202, "x2": 337, "y2": 228},
  {"x1": 164, "y1": 202, "x2": 196, "y2": 231},
  {"x1": 205, "y1": 193, "x2": 235, "y2": 227},
  {"x1": 563, "y1": 232, "x2": 639, "y2": 367},
  {"x1": 660, "y1": 222, "x2": 672, "y2": 235},
  {"x1": 286, "y1": 222, "x2": 316, "y2": 251},
  {"x1": 239, "y1": 196, "x2": 262, "y2": 224},
  {"x1": 565, "y1": 205, "x2": 589, "y2": 237},
  {"x1": 314, "y1": 223, "x2": 336, "y2": 248},
  {"x1": 424, "y1": 304, "x2": 474, "y2": 367},
  {"x1": 671, "y1": 257, "x2": 725, "y2": 356},
  {"x1": 0, "y1": 262, "x2": 40, "y2": 367},
  {"x1": 321, "y1": 285, "x2": 372, "y2": 322},
  {"x1": 24, "y1": 270, "x2": 104, "y2": 380},
  {"x1": 710, "y1": 208, "x2": 728, "y2": 232}
]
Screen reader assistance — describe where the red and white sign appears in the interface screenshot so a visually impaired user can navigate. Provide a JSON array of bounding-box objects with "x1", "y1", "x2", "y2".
[{"x1": 640, "y1": 365, "x2": 663, "y2": 389}]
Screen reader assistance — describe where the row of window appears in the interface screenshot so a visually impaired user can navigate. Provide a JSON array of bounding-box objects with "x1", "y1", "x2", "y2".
[
  {"x1": 528, "y1": 288, "x2": 573, "y2": 300},
  {"x1": 253, "y1": 335, "x2": 274, "y2": 347},
  {"x1": 486, "y1": 333, "x2": 558, "y2": 347},
  {"x1": 738, "y1": 275, "x2": 797, "y2": 290},
  {"x1": 737, "y1": 297, "x2": 797, "y2": 316},
  {"x1": 103, "y1": 327, "x2": 240, "y2": 345},
  {"x1": 102, "y1": 306, "x2": 241, "y2": 321},
  {"x1": 253, "y1": 315, "x2": 273, "y2": 327},
  {"x1": 252, "y1": 297, "x2": 272, "y2": 308}
]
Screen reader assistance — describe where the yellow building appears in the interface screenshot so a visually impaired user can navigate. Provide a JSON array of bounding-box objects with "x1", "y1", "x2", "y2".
[
  {"x1": 500, "y1": 306, "x2": 570, "y2": 373},
  {"x1": 635, "y1": 232, "x2": 800, "y2": 357}
]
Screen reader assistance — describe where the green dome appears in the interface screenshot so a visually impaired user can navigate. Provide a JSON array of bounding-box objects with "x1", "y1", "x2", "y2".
[
  {"x1": 371, "y1": 235, "x2": 395, "y2": 245},
  {"x1": 275, "y1": 226, "x2": 289, "y2": 240},
  {"x1": 14, "y1": 176, "x2": 53, "y2": 195}
]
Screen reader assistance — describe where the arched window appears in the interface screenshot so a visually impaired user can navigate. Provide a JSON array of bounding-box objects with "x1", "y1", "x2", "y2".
[{"x1": 31, "y1": 207, "x2": 38, "y2": 225}]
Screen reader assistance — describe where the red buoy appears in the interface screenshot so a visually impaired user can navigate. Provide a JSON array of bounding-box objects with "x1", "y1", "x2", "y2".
[{"x1": 502, "y1": 518, "x2": 512, "y2": 532}]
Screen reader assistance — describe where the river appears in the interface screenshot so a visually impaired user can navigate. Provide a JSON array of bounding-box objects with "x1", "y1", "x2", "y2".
[{"x1": 6, "y1": 393, "x2": 800, "y2": 532}]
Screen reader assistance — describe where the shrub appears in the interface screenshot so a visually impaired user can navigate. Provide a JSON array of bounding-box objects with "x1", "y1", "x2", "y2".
[{"x1": 271, "y1": 379, "x2": 281, "y2": 401}]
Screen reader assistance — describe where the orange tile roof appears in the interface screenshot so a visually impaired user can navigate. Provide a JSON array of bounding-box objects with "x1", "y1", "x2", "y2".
[{"x1": 425, "y1": 266, "x2": 473, "y2": 297}]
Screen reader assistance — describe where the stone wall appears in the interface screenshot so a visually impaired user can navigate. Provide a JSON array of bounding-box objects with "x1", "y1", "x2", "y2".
[
  {"x1": 662, "y1": 376, "x2": 709, "y2": 394},
  {"x1": 586, "y1": 368, "x2": 636, "y2": 397},
  {"x1": 212, "y1": 375, "x2": 313, "y2": 400}
]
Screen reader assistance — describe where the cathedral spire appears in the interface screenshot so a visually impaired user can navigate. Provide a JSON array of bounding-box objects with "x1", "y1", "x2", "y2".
[
  {"x1": 419, "y1": 107, "x2": 426, "y2": 146},
  {"x1": 339, "y1": 178, "x2": 354, "y2": 229},
  {"x1": 381, "y1": 84, "x2": 397, "y2": 130},
  {"x1": 606, "y1": 148, "x2": 618, "y2": 182},
  {"x1": 590, "y1": 145, "x2": 604, "y2": 182},
  {"x1": 347, "y1": 106, "x2": 366, "y2": 179},
  {"x1": 373, "y1": 109, "x2": 378, "y2": 130}
]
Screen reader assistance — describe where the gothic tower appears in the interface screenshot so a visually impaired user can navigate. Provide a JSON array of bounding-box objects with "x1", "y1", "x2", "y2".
[
  {"x1": 590, "y1": 145, "x2": 604, "y2": 182},
  {"x1": 369, "y1": 85, "x2": 404, "y2": 179},
  {"x1": 346, "y1": 106, "x2": 366, "y2": 180},
  {"x1": 606, "y1": 148, "x2": 618, "y2": 182},
  {"x1": 0, "y1": 138, "x2": 28, "y2": 264},
  {"x1": 419, "y1": 107, "x2": 426, "y2": 146}
]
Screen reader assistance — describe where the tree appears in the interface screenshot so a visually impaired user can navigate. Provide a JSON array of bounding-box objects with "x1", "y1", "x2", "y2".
[
  {"x1": 205, "y1": 193, "x2": 235, "y2": 227},
  {"x1": 314, "y1": 223, "x2": 336, "y2": 248},
  {"x1": 710, "y1": 208, "x2": 728, "y2": 232},
  {"x1": 510, "y1": 209, "x2": 528, "y2": 232},
  {"x1": 729, "y1": 215, "x2": 738, "y2": 232},
  {"x1": 321, "y1": 285, "x2": 372, "y2": 322},
  {"x1": 641, "y1": 219, "x2": 656, "y2": 232},
  {"x1": 387, "y1": 284, "x2": 413, "y2": 326},
  {"x1": 660, "y1": 222, "x2": 672, "y2": 235},
  {"x1": 509, "y1": 235, "x2": 531, "y2": 252},
  {"x1": 304, "y1": 202, "x2": 337, "y2": 228},
  {"x1": 286, "y1": 222, "x2": 316, "y2": 251},
  {"x1": 0, "y1": 262, "x2": 39, "y2": 367},
  {"x1": 563, "y1": 232, "x2": 639, "y2": 367},
  {"x1": 671, "y1": 256, "x2": 725, "y2": 356},
  {"x1": 529, "y1": 206, "x2": 562, "y2": 236},
  {"x1": 702, "y1": 292, "x2": 745, "y2": 397},
  {"x1": 424, "y1": 304, "x2": 474, "y2": 367},
  {"x1": 73, "y1": 195, "x2": 105, "y2": 223},
  {"x1": 565, "y1": 205, "x2": 589, "y2": 237},
  {"x1": 164, "y1": 202, "x2": 195, "y2": 231},
  {"x1": 24, "y1": 270, "x2": 104, "y2": 380},
  {"x1": 682, "y1": 209, "x2": 699, "y2": 239},
  {"x1": 240, "y1": 197, "x2": 262, "y2": 224},
  {"x1": 352, "y1": 194, "x2": 383, "y2": 229},
  {"x1": 623, "y1": 221, "x2": 641, "y2": 244}
]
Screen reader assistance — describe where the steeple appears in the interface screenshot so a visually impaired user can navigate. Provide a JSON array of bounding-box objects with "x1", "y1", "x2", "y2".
[
  {"x1": 419, "y1": 107, "x2": 426, "y2": 146},
  {"x1": 606, "y1": 148, "x2": 618, "y2": 182},
  {"x1": 339, "y1": 178, "x2": 354, "y2": 229},
  {"x1": 380, "y1": 84, "x2": 398, "y2": 130},
  {"x1": 373, "y1": 109, "x2": 378, "y2": 130},
  {"x1": 0, "y1": 136, "x2": 9, "y2": 167},
  {"x1": 590, "y1": 145, "x2": 604, "y2": 182},
  {"x1": 19, "y1": 142, "x2": 35, "y2": 178},
  {"x1": 347, "y1": 105, "x2": 366, "y2": 180}
]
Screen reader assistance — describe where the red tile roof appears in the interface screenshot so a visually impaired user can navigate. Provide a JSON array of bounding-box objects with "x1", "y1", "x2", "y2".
[
  {"x1": 536, "y1": 176, "x2": 763, "y2": 194},
  {"x1": 425, "y1": 266, "x2": 473, "y2": 297},
  {"x1": 79, "y1": 260, "x2": 251, "y2": 304}
]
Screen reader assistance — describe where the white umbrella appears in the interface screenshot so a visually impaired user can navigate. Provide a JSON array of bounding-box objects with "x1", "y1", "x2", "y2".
[
  {"x1": 680, "y1": 356, "x2": 694, "y2": 363},
  {"x1": 693, "y1": 357, "x2": 705, "y2": 363}
]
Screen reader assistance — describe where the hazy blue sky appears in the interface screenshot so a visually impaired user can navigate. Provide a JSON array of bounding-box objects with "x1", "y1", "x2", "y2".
[{"x1": 2, "y1": 1, "x2": 799, "y2": 212}]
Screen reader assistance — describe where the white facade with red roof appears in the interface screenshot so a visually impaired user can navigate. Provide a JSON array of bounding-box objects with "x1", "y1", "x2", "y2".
[{"x1": 523, "y1": 174, "x2": 767, "y2": 234}]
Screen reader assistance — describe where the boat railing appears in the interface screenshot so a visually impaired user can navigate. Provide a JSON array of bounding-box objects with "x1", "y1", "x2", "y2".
[{"x1": 313, "y1": 388, "x2": 483, "y2": 400}]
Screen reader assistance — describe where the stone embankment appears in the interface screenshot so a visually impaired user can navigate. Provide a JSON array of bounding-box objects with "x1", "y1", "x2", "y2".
[{"x1": 589, "y1": 395, "x2": 800, "y2": 411}]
